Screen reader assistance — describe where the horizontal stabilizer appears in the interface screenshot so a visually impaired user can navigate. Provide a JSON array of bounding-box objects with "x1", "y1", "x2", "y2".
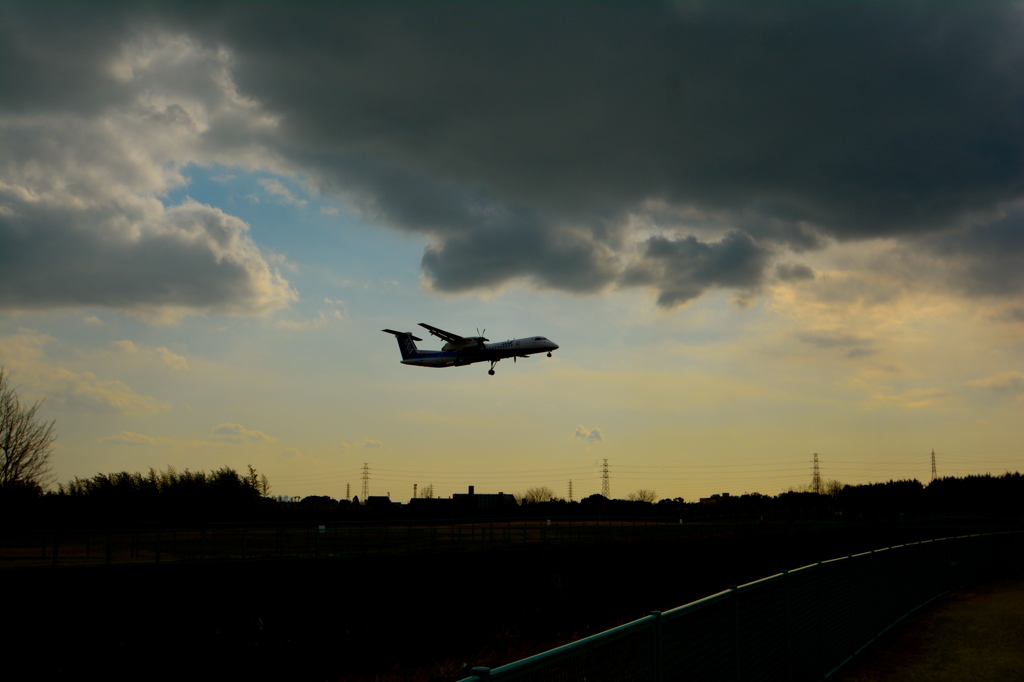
[{"x1": 382, "y1": 329, "x2": 423, "y2": 342}]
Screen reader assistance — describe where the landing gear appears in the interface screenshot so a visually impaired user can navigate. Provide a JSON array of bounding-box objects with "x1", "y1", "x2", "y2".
[
  {"x1": 488, "y1": 360, "x2": 498, "y2": 376},
  {"x1": 547, "y1": 351, "x2": 552, "y2": 357},
  {"x1": 488, "y1": 368, "x2": 495, "y2": 376}
]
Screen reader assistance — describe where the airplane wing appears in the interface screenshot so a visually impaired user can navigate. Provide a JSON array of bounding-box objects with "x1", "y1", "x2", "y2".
[{"x1": 418, "y1": 323, "x2": 467, "y2": 345}]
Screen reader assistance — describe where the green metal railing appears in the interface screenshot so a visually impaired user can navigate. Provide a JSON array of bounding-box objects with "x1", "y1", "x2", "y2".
[{"x1": 460, "y1": 531, "x2": 1024, "y2": 682}]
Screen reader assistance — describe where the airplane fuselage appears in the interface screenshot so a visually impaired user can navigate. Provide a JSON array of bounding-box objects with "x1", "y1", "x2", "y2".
[{"x1": 401, "y1": 336, "x2": 558, "y2": 368}]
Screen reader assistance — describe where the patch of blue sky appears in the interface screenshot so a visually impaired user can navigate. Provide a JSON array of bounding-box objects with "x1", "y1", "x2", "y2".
[{"x1": 163, "y1": 164, "x2": 426, "y2": 285}]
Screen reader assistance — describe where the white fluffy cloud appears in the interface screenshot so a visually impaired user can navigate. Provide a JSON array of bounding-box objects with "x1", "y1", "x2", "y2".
[
  {"x1": 0, "y1": 29, "x2": 296, "y2": 319},
  {"x1": 574, "y1": 425, "x2": 604, "y2": 443}
]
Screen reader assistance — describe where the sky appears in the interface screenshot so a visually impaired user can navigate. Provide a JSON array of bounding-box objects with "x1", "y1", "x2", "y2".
[{"x1": 1, "y1": 2, "x2": 1022, "y2": 503}]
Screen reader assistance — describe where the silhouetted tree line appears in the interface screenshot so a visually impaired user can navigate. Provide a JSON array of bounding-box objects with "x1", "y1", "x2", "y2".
[
  {"x1": 508, "y1": 475, "x2": 1024, "y2": 522},
  {"x1": 687, "y1": 475, "x2": 1024, "y2": 522},
  {"x1": 4, "y1": 469, "x2": 1023, "y2": 526},
  {"x1": 3, "y1": 465, "x2": 274, "y2": 525}
]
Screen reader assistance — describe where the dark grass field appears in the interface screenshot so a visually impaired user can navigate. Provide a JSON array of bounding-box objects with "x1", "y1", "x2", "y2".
[
  {"x1": 4, "y1": 520, "x2": 1011, "y2": 681},
  {"x1": 830, "y1": 577, "x2": 1024, "y2": 682}
]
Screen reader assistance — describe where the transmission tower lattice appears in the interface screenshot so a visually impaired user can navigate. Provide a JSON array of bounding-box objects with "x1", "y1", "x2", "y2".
[
  {"x1": 811, "y1": 453, "x2": 822, "y2": 495},
  {"x1": 601, "y1": 459, "x2": 611, "y2": 499},
  {"x1": 361, "y1": 462, "x2": 370, "y2": 501},
  {"x1": 931, "y1": 450, "x2": 937, "y2": 482},
  {"x1": 568, "y1": 479, "x2": 574, "y2": 502},
  {"x1": 346, "y1": 482, "x2": 350, "y2": 501}
]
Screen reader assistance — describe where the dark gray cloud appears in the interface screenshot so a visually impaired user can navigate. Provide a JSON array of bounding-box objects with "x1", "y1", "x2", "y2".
[
  {"x1": 187, "y1": 2, "x2": 1024, "y2": 302},
  {"x1": 0, "y1": 2, "x2": 135, "y2": 115},
  {"x1": 624, "y1": 231, "x2": 771, "y2": 307},
  {"x1": 422, "y1": 218, "x2": 621, "y2": 293},
  {"x1": 3, "y1": 2, "x2": 1024, "y2": 309},
  {"x1": 0, "y1": 194, "x2": 296, "y2": 315},
  {"x1": 775, "y1": 263, "x2": 816, "y2": 282},
  {"x1": 206, "y1": 4, "x2": 1024, "y2": 225},
  {"x1": 916, "y1": 207, "x2": 1024, "y2": 298}
]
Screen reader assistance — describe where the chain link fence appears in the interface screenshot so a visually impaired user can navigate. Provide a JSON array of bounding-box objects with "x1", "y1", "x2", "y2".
[{"x1": 0, "y1": 518, "x2": 725, "y2": 567}]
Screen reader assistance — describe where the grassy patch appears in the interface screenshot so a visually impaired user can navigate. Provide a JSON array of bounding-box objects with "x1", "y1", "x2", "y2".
[{"x1": 831, "y1": 577, "x2": 1024, "y2": 682}]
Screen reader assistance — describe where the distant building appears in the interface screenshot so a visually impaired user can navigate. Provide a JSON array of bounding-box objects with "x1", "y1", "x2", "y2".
[
  {"x1": 700, "y1": 493, "x2": 731, "y2": 504},
  {"x1": 408, "y1": 497, "x2": 454, "y2": 512},
  {"x1": 452, "y1": 485, "x2": 517, "y2": 510}
]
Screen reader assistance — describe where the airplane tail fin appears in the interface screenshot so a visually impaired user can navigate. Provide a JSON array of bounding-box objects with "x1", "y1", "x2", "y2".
[{"x1": 382, "y1": 329, "x2": 423, "y2": 361}]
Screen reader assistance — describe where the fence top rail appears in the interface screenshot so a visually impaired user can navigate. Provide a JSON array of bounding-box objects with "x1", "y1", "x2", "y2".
[
  {"x1": 464, "y1": 613, "x2": 658, "y2": 681},
  {"x1": 735, "y1": 571, "x2": 786, "y2": 591},
  {"x1": 663, "y1": 588, "x2": 733, "y2": 618}
]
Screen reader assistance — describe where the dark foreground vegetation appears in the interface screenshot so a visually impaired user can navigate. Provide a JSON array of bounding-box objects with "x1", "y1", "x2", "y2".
[{"x1": 2, "y1": 469, "x2": 1022, "y2": 681}]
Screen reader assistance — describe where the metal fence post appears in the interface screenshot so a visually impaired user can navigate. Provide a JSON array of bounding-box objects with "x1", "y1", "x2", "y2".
[
  {"x1": 847, "y1": 555, "x2": 855, "y2": 661},
  {"x1": 816, "y1": 561, "x2": 824, "y2": 679},
  {"x1": 730, "y1": 585, "x2": 741, "y2": 682},
  {"x1": 783, "y1": 570, "x2": 792, "y2": 681},
  {"x1": 950, "y1": 535, "x2": 959, "y2": 587},
  {"x1": 650, "y1": 610, "x2": 664, "y2": 682}
]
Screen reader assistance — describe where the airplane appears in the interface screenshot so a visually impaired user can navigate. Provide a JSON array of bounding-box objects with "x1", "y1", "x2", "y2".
[{"x1": 382, "y1": 323, "x2": 559, "y2": 375}]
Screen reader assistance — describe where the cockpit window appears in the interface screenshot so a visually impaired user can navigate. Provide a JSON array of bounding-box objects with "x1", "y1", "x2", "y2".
[{"x1": 534, "y1": 337, "x2": 546, "y2": 341}]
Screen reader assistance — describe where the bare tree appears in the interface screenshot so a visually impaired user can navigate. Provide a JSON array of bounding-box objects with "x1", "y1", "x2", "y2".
[
  {"x1": 521, "y1": 486, "x2": 556, "y2": 504},
  {"x1": 419, "y1": 483, "x2": 435, "y2": 499},
  {"x1": 824, "y1": 479, "x2": 845, "y2": 498},
  {"x1": 0, "y1": 368, "x2": 56, "y2": 490},
  {"x1": 626, "y1": 489, "x2": 658, "y2": 503}
]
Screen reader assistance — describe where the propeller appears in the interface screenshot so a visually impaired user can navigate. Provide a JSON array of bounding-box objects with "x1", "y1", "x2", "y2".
[{"x1": 476, "y1": 327, "x2": 489, "y2": 342}]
